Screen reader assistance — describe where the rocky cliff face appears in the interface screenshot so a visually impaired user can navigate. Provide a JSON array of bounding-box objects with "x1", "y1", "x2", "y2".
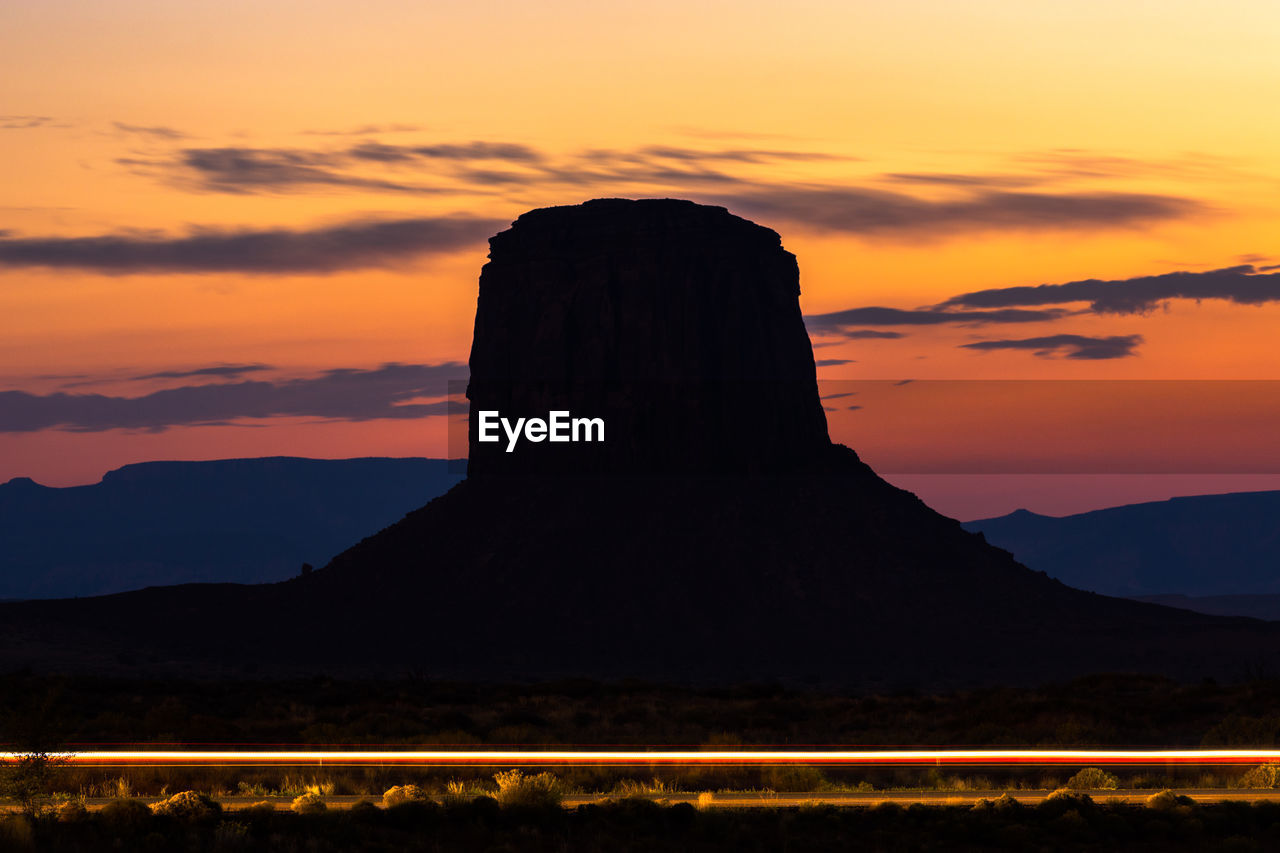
[{"x1": 466, "y1": 198, "x2": 830, "y2": 475}]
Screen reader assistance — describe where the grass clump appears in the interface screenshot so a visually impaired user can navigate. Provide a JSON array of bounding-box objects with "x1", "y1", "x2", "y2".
[{"x1": 611, "y1": 777, "x2": 679, "y2": 798}]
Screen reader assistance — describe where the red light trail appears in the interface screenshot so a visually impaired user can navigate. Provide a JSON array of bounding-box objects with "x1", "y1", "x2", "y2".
[{"x1": 4, "y1": 750, "x2": 1279, "y2": 767}]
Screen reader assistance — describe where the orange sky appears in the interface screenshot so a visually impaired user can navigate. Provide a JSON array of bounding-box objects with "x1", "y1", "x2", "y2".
[{"x1": 3, "y1": 1, "x2": 1279, "y2": 515}]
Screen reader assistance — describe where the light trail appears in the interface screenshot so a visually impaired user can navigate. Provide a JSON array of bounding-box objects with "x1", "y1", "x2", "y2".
[{"x1": 4, "y1": 750, "x2": 1280, "y2": 767}]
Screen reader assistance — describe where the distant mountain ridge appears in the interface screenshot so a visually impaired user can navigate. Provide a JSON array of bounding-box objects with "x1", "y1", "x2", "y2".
[
  {"x1": 0, "y1": 457, "x2": 462, "y2": 599},
  {"x1": 965, "y1": 491, "x2": 1280, "y2": 599}
]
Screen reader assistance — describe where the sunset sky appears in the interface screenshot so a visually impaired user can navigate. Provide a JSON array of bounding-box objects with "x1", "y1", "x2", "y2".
[{"x1": 3, "y1": 0, "x2": 1280, "y2": 518}]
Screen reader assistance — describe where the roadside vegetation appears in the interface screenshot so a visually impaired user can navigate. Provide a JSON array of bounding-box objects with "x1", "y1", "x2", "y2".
[
  {"x1": 5, "y1": 788, "x2": 1280, "y2": 852},
  {"x1": 6, "y1": 673, "x2": 1280, "y2": 807}
]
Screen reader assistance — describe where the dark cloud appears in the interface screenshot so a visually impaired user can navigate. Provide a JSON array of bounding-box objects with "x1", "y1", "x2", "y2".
[
  {"x1": 155, "y1": 147, "x2": 445, "y2": 194},
  {"x1": 820, "y1": 391, "x2": 857, "y2": 400},
  {"x1": 349, "y1": 141, "x2": 542, "y2": 163},
  {"x1": 881, "y1": 172, "x2": 1039, "y2": 189},
  {"x1": 113, "y1": 122, "x2": 189, "y2": 140},
  {"x1": 806, "y1": 306, "x2": 1067, "y2": 332},
  {"x1": 846, "y1": 404, "x2": 863, "y2": 410},
  {"x1": 960, "y1": 334, "x2": 1143, "y2": 360},
  {"x1": 0, "y1": 362, "x2": 464, "y2": 432},
  {"x1": 132, "y1": 364, "x2": 273, "y2": 381},
  {"x1": 636, "y1": 145, "x2": 850, "y2": 164},
  {"x1": 713, "y1": 186, "x2": 1202, "y2": 237},
  {"x1": 815, "y1": 358, "x2": 854, "y2": 366},
  {"x1": 0, "y1": 215, "x2": 500, "y2": 274},
  {"x1": 131, "y1": 142, "x2": 545, "y2": 194},
  {"x1": 1, "y1": 115, "x2": 59, "y2": 130},
  {"x1": 133, "y1": 140, "x2": 856, "y2": 196},
  {"x1": 940, "y1": 265, "x2": 1280, "y2": 315},
  {"x1": 830, "y1": 329, "x2": 906, "y2": 340}
]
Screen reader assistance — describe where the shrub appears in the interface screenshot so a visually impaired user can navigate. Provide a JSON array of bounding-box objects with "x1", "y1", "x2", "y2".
[
  {"x1": 1240, "y1": 763, "x2": 1280, "y2": 788},
  {"x1": 243, "y1": 801, "x2": 276, "y2": 819},
  {"x1": 350, "y1": 800, "x2": 381, "y2": 822},
  {"x1": 291, "y1": 792, "x2": 327, "y2": 815},
  {"x1": 971, "y1": 793, "x2": 1020, "y2": 812},
  {"x1": 0, "y1": 816, "x2": 35, "y2": 849},
  {"x1": 213, "y1": 821, "x2": 250, "y2": 848},
  {"x1": 763, "y1": 765, "x2": 827, "y2": 792},
  {"x1": 1039, "y1": 788, "x2": 1095, "y2": 818},
  {"x1": 152, "y1": 790, "x2": 223, "y2": 821},
  {"x1": 0, "y1": 751, "x2": 66, "y2": 816},
  {"x1": 1066, "y1": 767, "x2": 1119, "y2": 790},
  {"x1": 382, "y1": 784, "x2": 430, "y2": 807},
  {"x1": 492, "y1": 770, "x2": 564, "y2": 809},
  {"x1": 1146, "y1": 789, "x2": 1195, "y2": 810},
  {"x1": 56, "y1": 800, "x2": 88, "y2": 823},
  {"x1": 99, "y1": 798, "x2": 153, "y2": 834}
]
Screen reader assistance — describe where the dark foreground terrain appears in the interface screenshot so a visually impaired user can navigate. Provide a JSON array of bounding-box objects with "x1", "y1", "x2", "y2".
[{"x1": 5, "y1": 793, "x2": 1280, "y2": 852}]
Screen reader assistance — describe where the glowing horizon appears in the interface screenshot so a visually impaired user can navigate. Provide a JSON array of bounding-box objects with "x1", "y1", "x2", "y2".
[{"x1": 4, "y1": 1, "x2": 1280, "y2": 515}]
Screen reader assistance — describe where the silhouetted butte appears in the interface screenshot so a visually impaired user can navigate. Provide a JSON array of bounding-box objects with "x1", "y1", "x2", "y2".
[{"x1": 3, "y1": 198, "x2": 1279, "y2": 685}]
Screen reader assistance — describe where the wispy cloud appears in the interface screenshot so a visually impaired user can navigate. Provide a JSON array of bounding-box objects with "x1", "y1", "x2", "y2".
[
  {"x1": 347, "y1": 141, "x2": 542, "y2": 163},
  {"x1": 941, "y1": 265, "x2": 1280, "y2": 315},
  {"x1": 960, "y1": 334, "x2": 1143, "y2": 360},
  {"x1": 879, "y1": 172, "x2": 1040, "y2": 189},
  {"x1": 712, "y1": 186, "x2": 1202, "y2": 237},
  {"x1": 300, "y1": 123, "x2": 423, "y2": 136},
  {"x1": 113, "y1": 138, "x2": 1210, "y2": 240},
  {"x1": 134, "y1": 147, "x2": 449, "y2": 195},
  {"x1": 0, "y1": 362, "x2": 465, "y2": 432},
  {"x1": 0, "y1": 215, "x2": 501, "y2": 275},
  {"x1": 113, "y1": 121, "x2": 190, "y2": 140},
  {"x1": 1, "y1": 115, "x2": 66, "y2": 130},
  {"x1": 132, "y1": 364, "x2": 273, "y2": 381},
  {"x1": 823, "y1": 329, "x2": 905, "y2": 340},
  {"x1": 806, "y1": 306, "x2": 1068, "y2": 333}
]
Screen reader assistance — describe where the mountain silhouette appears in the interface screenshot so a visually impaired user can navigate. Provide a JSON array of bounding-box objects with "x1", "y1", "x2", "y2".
[
  {"x1": 3, "y1": 198, "x2": 1279, "y2": 684},
  {"x1": 965, "y1": 491, "x2": 1280, "y2": 598},
  {"x1": 0, "y1": 458, "x2": 462, "y2": 599}
]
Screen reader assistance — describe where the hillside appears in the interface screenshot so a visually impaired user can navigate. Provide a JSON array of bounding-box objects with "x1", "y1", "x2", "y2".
[
  {"x1": 0, "y1": 457, "x2": 461, "y2": 599},
  {"x1": 965, "y1": 492, "x2": 1280, "y2": 598}
]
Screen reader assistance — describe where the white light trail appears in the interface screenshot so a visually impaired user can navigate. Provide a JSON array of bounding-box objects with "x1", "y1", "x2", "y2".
[{"x1": 4, "y1": 750, "x2": 1280, "y2": 766}]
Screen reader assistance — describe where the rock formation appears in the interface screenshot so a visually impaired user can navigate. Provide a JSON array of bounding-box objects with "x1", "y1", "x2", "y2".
[
  {"x1": 4, "y1": 198, "x2": 1280, "y2": 686},
  {"x1": 466, "y1": 198, "x2": 830, "y2": 475}
]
